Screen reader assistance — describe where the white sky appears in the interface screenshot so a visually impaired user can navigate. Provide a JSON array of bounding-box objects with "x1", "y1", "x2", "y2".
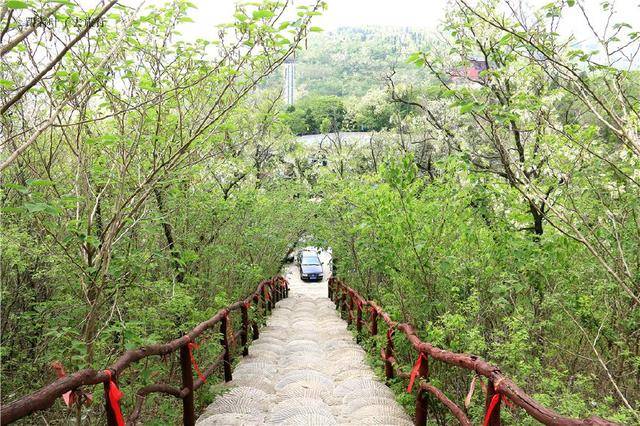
[
  {"x1": 110, "y1": 0, "x2": 640, "y2": 52},
  {"x1": 311, "y1": 0, "x2": 448, "y2": 29},
  {"x1": 161, "y1": 0, "x2": 448, "y2": 37},
  {"x1": 149, "y1": 0, "x2": 640, "y2": 47}
]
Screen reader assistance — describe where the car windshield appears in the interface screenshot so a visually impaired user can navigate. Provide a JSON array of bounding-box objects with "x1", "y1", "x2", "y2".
[{"x1": 301, "y1": 257, "x2": 320, "y2": 266}]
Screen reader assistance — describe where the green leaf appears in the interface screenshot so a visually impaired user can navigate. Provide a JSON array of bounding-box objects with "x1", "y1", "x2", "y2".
[
  {"x1": 613, "y1": 22, "x2": 631, "y2": 30},
  {"x1": 24, "y1": 202, "x2": 49, "y2": 213},
  {"x1": 1, "y1": 206, "x2": 23, "y2": 214},
  {"x1": 460, "y1": 102, "x2": 475, "y2": 113},
  {"x1": 309, "y1": 26, "x2": 323, "y2": 32},
  {"x1": 407, "y1": 52, "x2": 421, "y2": 63},
  {"x1": 26, "y1": 178, "x2": 54, "y2": 187},
  {"x1": 3, "y1": 183, "x2": 28, "y2": 194},
  {"x1": 498, "y1": 34, "x2": 511, "y2": 45},
  {"x1": 85, "y1": 235, "x2": 100, "y2": 248},
  {"x1": 6, "y1": 0, "x2": 29, "y2": 9},
  {"x1": 252, "y1": 9, "x2": 274, "y2": 20},
  {"x1": 24, "y1": 202, "x2": 61, "y2": 215}
]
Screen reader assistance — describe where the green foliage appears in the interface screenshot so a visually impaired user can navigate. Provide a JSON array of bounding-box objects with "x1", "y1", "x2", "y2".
[
  {"x1": 282, "y1": 95, "x2": 346, "y2": 134},
  {"x1": 1, "y1": 0, "x2": 639, "y2": 423},
  {"x1": 0, "y1": 0, "x2": 323, "y2": 422},
  {"x1": 282, "y1": 89, "x2": 411, "y2": 135},
  {"x1": 280, "y1": 26, "x2": 433, "y2": 97},
  {"x1": 316, "y1": 148, "x2": 638, "y2": 422}
]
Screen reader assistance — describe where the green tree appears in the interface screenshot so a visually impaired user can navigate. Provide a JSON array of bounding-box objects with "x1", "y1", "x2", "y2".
[
  {"x1": 283, "y1": 95, "x2": 346, "y2": 134},
  {"x1": 0, "y1": 0, "x2": 325, "y2": 422}
]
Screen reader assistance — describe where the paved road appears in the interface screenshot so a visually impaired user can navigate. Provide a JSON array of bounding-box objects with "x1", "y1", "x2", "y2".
[
  {"x1": 297, "y1": 132, "x2": 374, "y2": 147},
  {"x1": 196, "y1": 251, "x2": 412, "y2": 425}
]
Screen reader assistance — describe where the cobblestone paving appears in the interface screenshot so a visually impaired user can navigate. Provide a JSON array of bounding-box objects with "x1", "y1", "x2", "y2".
[{"x1": 197, "y1": 254, "x2": 412, "y2": 425}]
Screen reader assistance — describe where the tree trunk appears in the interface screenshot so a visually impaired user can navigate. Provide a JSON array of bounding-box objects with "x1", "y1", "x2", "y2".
[{"x1": 154, "y1": 187, "x2": 184, "y2": 283}]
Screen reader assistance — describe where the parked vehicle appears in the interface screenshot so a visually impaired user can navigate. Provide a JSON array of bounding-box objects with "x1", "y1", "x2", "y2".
[
  {"x1": 297, "y1": 249, "x2": 323, "y2": 281},
  {"x1": 296, "y1": 247, "x2": 319, "y2": 264}
]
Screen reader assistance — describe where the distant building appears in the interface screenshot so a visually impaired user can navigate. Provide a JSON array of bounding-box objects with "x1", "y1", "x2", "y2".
[
  {"x1": 450, "y1": 59, "x2": 488, "y2": 84},
  {"x1": 283, "y1": 55, "x2": 295, "y2": 105}
]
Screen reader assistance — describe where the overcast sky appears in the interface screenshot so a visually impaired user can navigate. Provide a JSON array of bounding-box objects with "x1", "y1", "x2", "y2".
[
  {"x1": 113, "y1": 0, "x2": 640, "y2": 50},
  {"x1": 188, "y1": 0, "x2": 450, "y2": 30}
]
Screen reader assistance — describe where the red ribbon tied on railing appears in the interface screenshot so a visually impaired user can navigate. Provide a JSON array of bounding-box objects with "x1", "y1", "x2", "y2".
[
  {"x1": 407, "y1": 353, "x2": 428, "y2": 393},
  {"x1": 186, "y1": 337, "x2": 206, "y2": 383},
  {"x1": 104, "y1": 370, "x2": 125, "y2": 426},
  {"x1": 483, "y1": 393, "x2": 501, "y2": 426},
  {"x1": 503, "y1": 394, "x2": 516, "y2": 410},
  {"x1": 265, "y1": 288, "x2": 271, "y2": 301},
  {"x1": 243, "y1": 300, "x2": 251, "y2": 309},
  {"x1": 52, "y1": 362, "x2": 75, "y2": 407}
]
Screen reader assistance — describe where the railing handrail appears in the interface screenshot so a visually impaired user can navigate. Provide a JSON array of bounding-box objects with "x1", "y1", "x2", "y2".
[
  {"x1": 328, "y1": 277, "x2": 617, "y2": 426},
  {"x1": 0, "y1": 276, "x2": 289, "y2": 425}
]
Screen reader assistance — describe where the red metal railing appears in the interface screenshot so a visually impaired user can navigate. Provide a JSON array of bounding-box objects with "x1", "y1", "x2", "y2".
[
  {"x1": 0, "y1": 276, "x2": 289, "y2": 425},
  {"x1": 328, "y1": 277, "x2": 617, "y2": 426}
]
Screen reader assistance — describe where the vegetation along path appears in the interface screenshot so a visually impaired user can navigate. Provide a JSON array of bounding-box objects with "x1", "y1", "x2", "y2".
[
  {"x1": 2, "y1": 0, "x2": 638, "y2": 423},
  {"x1": 197, "y1": 253, "x2": 412, "y2": 425}
]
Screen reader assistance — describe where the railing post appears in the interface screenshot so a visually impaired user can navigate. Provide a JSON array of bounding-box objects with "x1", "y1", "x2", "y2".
[
  {"x1": 370, "y1": 308, "x2": 378, "y2": 336},
  {"x1": 252, "y1": 320, "x2": 259, "y2": 340},
  {"x1": 384, "y1": 328, "x2": 394, "y2": 380},
  {"x1": 370, "y1": 308, "x2": 378, "y2": 352},
  {"x1": 347, "y1": 293, "x2": 354, "y2": 325},
  {"x1": 251, "y1": 295, "x2": 260, "y2": 340},
  {"x1": 356, "y1": 301, "x2": 363, "y2": 343},
  {"x1": 262, "y1": 285, "x2": 268, "y2": 313},
  {"x1": 342, "y1": 292, "x2": 349, "y2": 323},
  {"x1": 485, "y1": 380, "x2": 501, "y2": 426},
  {"x1": 415, "y1": 388, "x2": 429, "y2": 426},
  {"x1": 180, "y1": 345, "x2": 195, "y2": 426},
  {"x1": 414, "y1": 354, "x2": 429, "y2": 426},
  {"x1": 241, "y1": 303, "x2": 249, "y2": 356},
  {"x1": 103, "y1": 374, "x2": 118, "y2": 426},
  {"x1": 263, "y1": 284, "x2": 271, "y2": 313},
  {"x1": 220, "y1": 314, "x2": 232, "y2": 382},
  {"x1": 269, "y1": 282, "x2": 273, "y2": 309}
]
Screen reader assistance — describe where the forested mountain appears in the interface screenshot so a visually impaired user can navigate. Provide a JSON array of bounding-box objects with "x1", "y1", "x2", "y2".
[
  {"x1": 293, "y1": 26, "x2": 431, "y2": 97},
  {"x1": 1, "y1": 0, "x2": 639, "y2": 424},
  {"x1": 265, "y1": 26, "x2": 431, "y2": 135}
]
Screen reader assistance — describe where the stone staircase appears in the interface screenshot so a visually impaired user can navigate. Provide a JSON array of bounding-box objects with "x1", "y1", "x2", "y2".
[{"x1": 197, "y1": 259, "x2": 411, "y2": 425}]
